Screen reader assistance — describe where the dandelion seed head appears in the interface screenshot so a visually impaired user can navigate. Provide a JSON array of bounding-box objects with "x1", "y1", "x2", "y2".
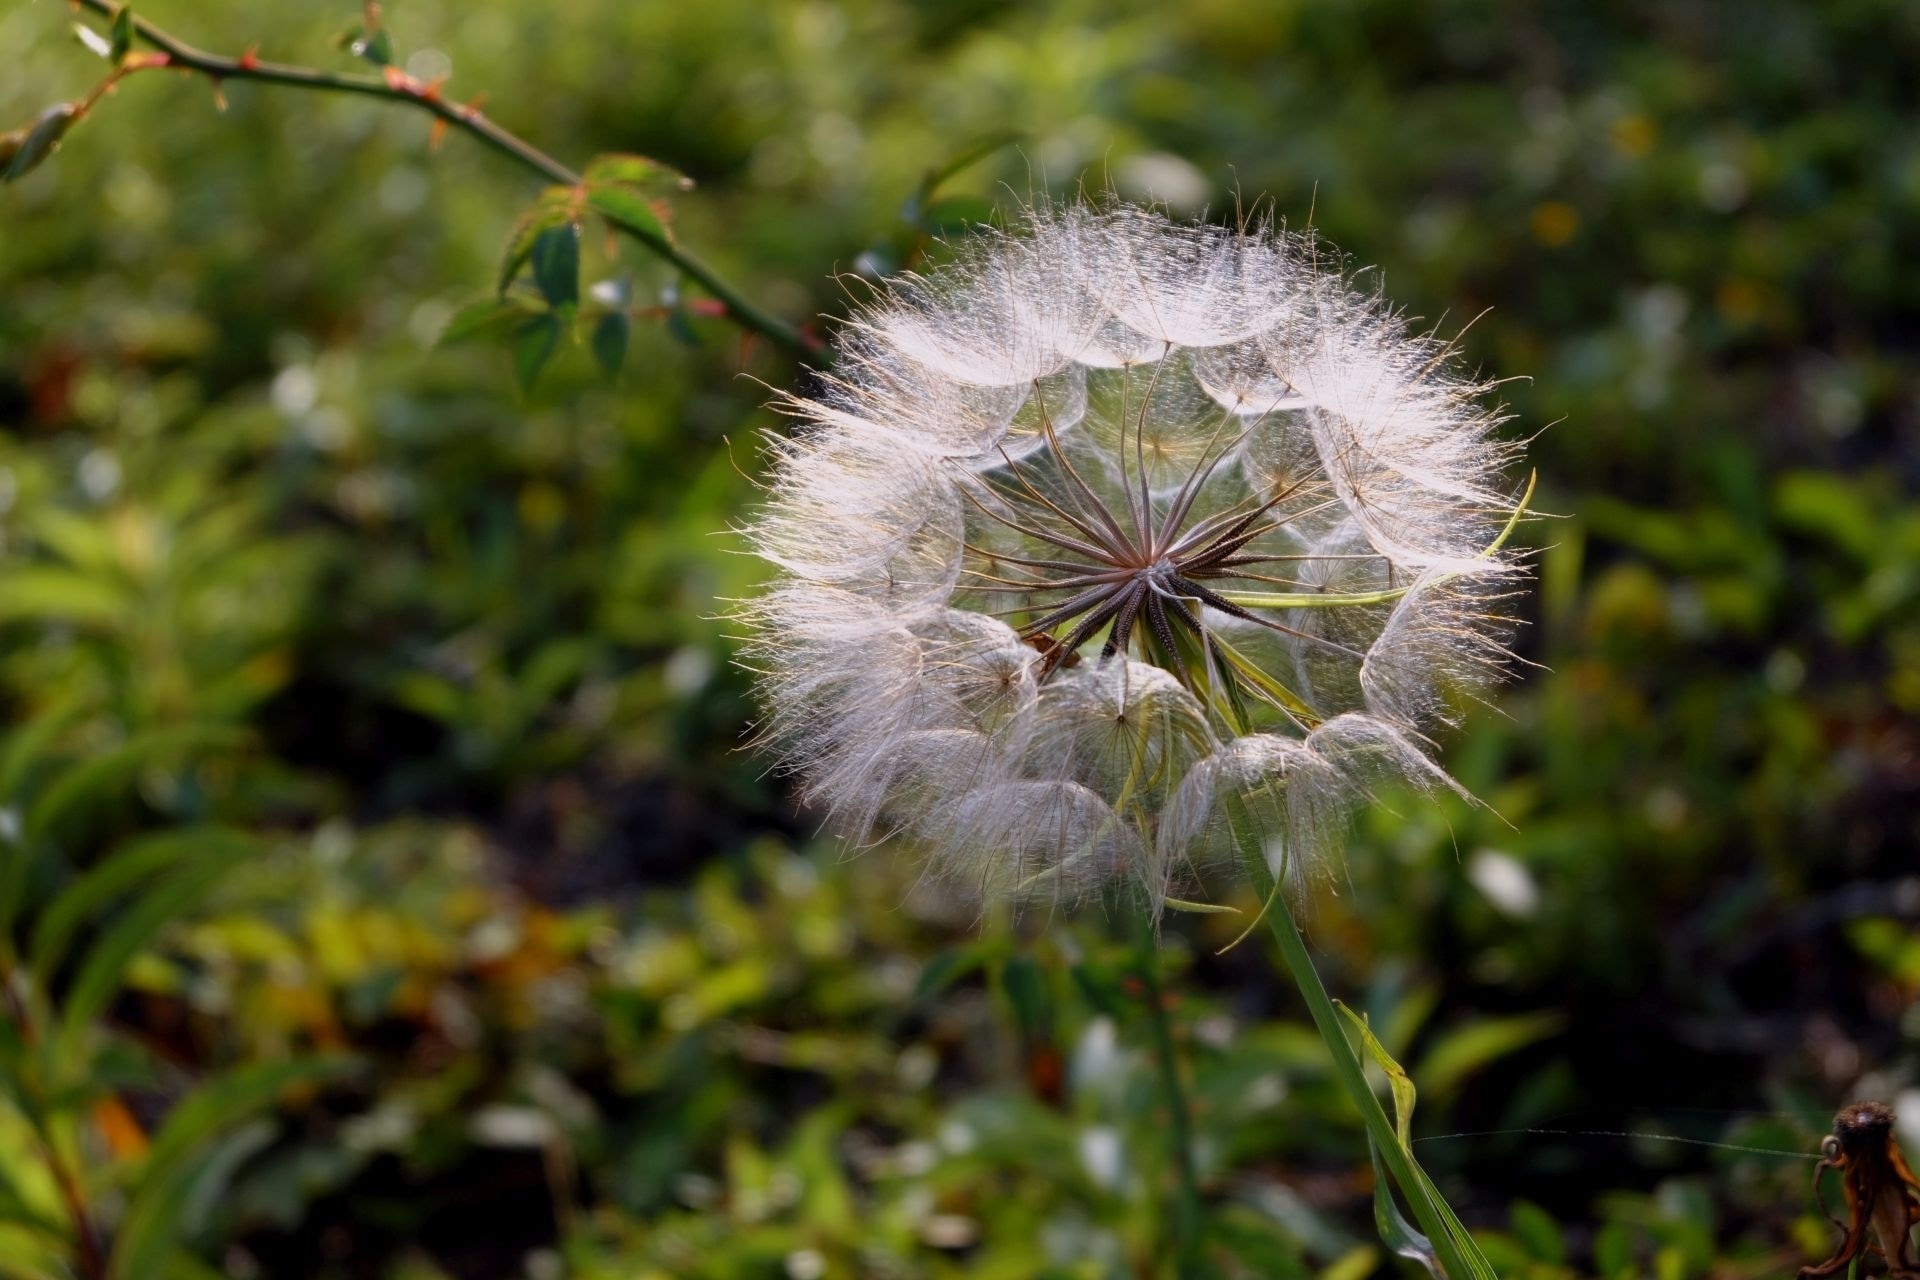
[{"x1": 740, "y1": 200, "x2": 1531, "y2": 911}]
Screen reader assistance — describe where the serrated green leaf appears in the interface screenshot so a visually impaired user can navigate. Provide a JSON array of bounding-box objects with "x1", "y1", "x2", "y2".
[
  {"x1": 584, "y1": 185, "x2": 667, "y2": 242},
  {"x1": 110, "y1": 8, "x2": 135, "y2": 62},
  {"x1": 590, "y1": 310, "x2": 629, "y2": 378},
  {"x1": 437, "y1": 297, "x2": 539, "y2": 346},
  {"x1": 529, "y1": 223, "x2": 580, "y2": 310},
  {"x1": 4, "y1": 104, "x2": 79, "y2": 184},
  {"x1": 582, "y1": 153, "x2": 691, "y2": 192},
  {"x1": 514, "y1": 315, "x2": 561, "y2": 393},
  {"x1": 497, "y1": 187, "x2": 576, "y2": 294}
]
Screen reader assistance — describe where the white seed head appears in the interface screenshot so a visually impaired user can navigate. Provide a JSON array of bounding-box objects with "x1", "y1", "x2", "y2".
[{"x1": 738, "y1": 201, "x2": 1530, "y2": 912}]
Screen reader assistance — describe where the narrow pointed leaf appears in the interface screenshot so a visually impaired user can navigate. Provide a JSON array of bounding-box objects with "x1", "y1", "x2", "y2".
[
  {"x1": 112, "y1": 1056, "x2": 361, "y2": 1280},
  {"x1": 32, "y1": 827, "x2": 255, "y2": 981}
]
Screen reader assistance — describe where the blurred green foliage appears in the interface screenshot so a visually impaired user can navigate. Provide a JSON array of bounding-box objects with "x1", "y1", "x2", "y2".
[{"x1": 1, "y1": 0, "x2": 1916, "y2": 1276}]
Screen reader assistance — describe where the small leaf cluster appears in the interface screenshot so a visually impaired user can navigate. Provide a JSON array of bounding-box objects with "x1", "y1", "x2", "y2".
[{"x1": 442, "y1": 155, "x2": 695, "y2": 390}]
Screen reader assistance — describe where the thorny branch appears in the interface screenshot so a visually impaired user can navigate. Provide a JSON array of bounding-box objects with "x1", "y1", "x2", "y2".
[{"x1": 66, "y1": 0, "x2": 826, "y2": 363}]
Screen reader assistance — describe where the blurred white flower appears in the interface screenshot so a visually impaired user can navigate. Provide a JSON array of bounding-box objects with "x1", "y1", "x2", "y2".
[{"x1": 739, "y1": 202, "x2": 1528, "y2": 910}]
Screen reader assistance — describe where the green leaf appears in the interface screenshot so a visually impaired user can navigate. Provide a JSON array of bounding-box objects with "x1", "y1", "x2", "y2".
[
  {"x1": 584, "y1": 185, "x2": 668, "y2": 242},
  {"x1": 1336, "y1": 1000, "x2": 1503, "y2": 1280},
  {"x1": 1370, "y1": 1144, "x2": 1443, "y2": 1278},
  {"x1": 911, "y1": 946, "x2": 983, "y2": 1003},
  {"x1": 53, "y1": 863, "x2": 231, "y2": 1065},
  {"x1": 437, "y1": 297, "x2": 540, "y2": 346},
  {"x1": 26, "y1": 724, "x2": 247, "y2": 844},
  {"x1": 0, "y1": 567, "x2": 129, "y2": 628},
  {"x1": 591, "y1": 310, "x2": 629, "y2": 378},
  {"x1": 111, "y1": 1056, "x2": 361, "y2": 1280},
  {"x1": 666, "y1": 297, "x2": 700, "y2": 347},
  {"x1": 582, "y1": 153, "x2": 691, "y2": 192},
  {"x1": 997, "y1": 954, "x2": 1050, "y2": 1039},
  {"x1": 1510, "y1": 1200, "x2": 1565, "y2": 1265},
  {"x1": 1069, "y1": 957, "x2": 1128, "y2": 1019},
  {"x1": 3, "y1": 103, "x2": 80, "y2": 184},
  {"x1": 31, "y1": 827, "x2": 255, "y2": 982},
  {"x1": 514, "y1": 315, "x2": 561, "y2": 393},
  {"x1": 349, "y1": 27, "x2": 393, "y2": 66},
  {"x1": 110, "y1": 8, "x2": 135, "y2": 62},
  {"x1": 1161, "y1": 895, "x2": 1238, "y2": 914},
  {"x1": 909, "y1": 129, "x2": 1026, "y2": 212},
  {"x1": 1412, "y1": 1011, "x2": 1561, "y2": 1100},
  {"x1": 529, "y1": 223, "x2": 580, "y2": 310},
  {"x1": 916, "y1": 194, "x2": 995, "y2": 237},
  {"x1": 1335, "y1": 1003, "x2": 1417, "y2": 1147},
  {"x1": 1593, "y1": 1221, "x2": 1635, "y2": 1278},
  {"x1": 0, "y1": 695, "x2": 89, "y2": 799},
  {"x1": 497, "y1": 187, "x2": 576, "y2": 294}
]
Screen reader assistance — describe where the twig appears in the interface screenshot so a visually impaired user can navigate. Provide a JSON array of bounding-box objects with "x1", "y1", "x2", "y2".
[{"x1": 70, "y1": 0, "x2": 824, "y2": 363}]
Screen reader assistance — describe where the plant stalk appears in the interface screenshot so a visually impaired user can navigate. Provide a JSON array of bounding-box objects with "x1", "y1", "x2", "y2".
[{"x1": 1232, "y1": 826, "x2": 1477, "y2": 1278}]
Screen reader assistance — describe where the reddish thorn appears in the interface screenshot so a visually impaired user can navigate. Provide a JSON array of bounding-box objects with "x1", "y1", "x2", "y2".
[
  {"x1": 382, "y1": 66, "x2": 412, "y2": 93},
  {"x1": 419, "y1": 76, "x2": 447, "y2": 103},
  {"x1": 459, "y1": 91, "x2": 488, "y2": 121},
  {"x1": 238, "y1": 45, "x2": 260, "y2": 71},
  {"x1": 428, "y1": 118, "x2": 449, "y2": 152}
]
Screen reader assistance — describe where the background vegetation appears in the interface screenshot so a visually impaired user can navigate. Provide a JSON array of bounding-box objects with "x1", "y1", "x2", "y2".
[{"x1": 2, "y1": 0, "x2": 1917, "y2": 1276}]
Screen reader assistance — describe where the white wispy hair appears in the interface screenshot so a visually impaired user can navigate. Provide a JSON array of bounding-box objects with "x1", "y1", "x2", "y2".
[{"x1": 738, "y1": 201, "x2": 1530, "y2": 912}]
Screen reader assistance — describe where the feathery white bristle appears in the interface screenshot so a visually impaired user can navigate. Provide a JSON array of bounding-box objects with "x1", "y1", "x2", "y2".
[{"x1": 738, "y1": 200, "x2": 1531, "y2": 912}]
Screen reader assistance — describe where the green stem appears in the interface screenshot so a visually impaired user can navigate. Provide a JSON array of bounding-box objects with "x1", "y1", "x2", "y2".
[
  {"x1": 1130, "y1": 900, "x2": 1201, "y2": 1273},
  {"x1": 71, "y1": 0, "x2": 824, "y2": 363},
  {"x1": 1232, "y1": 825, "x2": 1474, "y2": 1277},
  {"x1": 0, "y1": 946, "x2": 107, "y2": 1280}
]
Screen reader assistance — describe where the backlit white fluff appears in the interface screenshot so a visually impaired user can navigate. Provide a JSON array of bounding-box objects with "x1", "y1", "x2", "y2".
[{"x1": 738, "y1": 202, "x2": 1529, "y2": 910}]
